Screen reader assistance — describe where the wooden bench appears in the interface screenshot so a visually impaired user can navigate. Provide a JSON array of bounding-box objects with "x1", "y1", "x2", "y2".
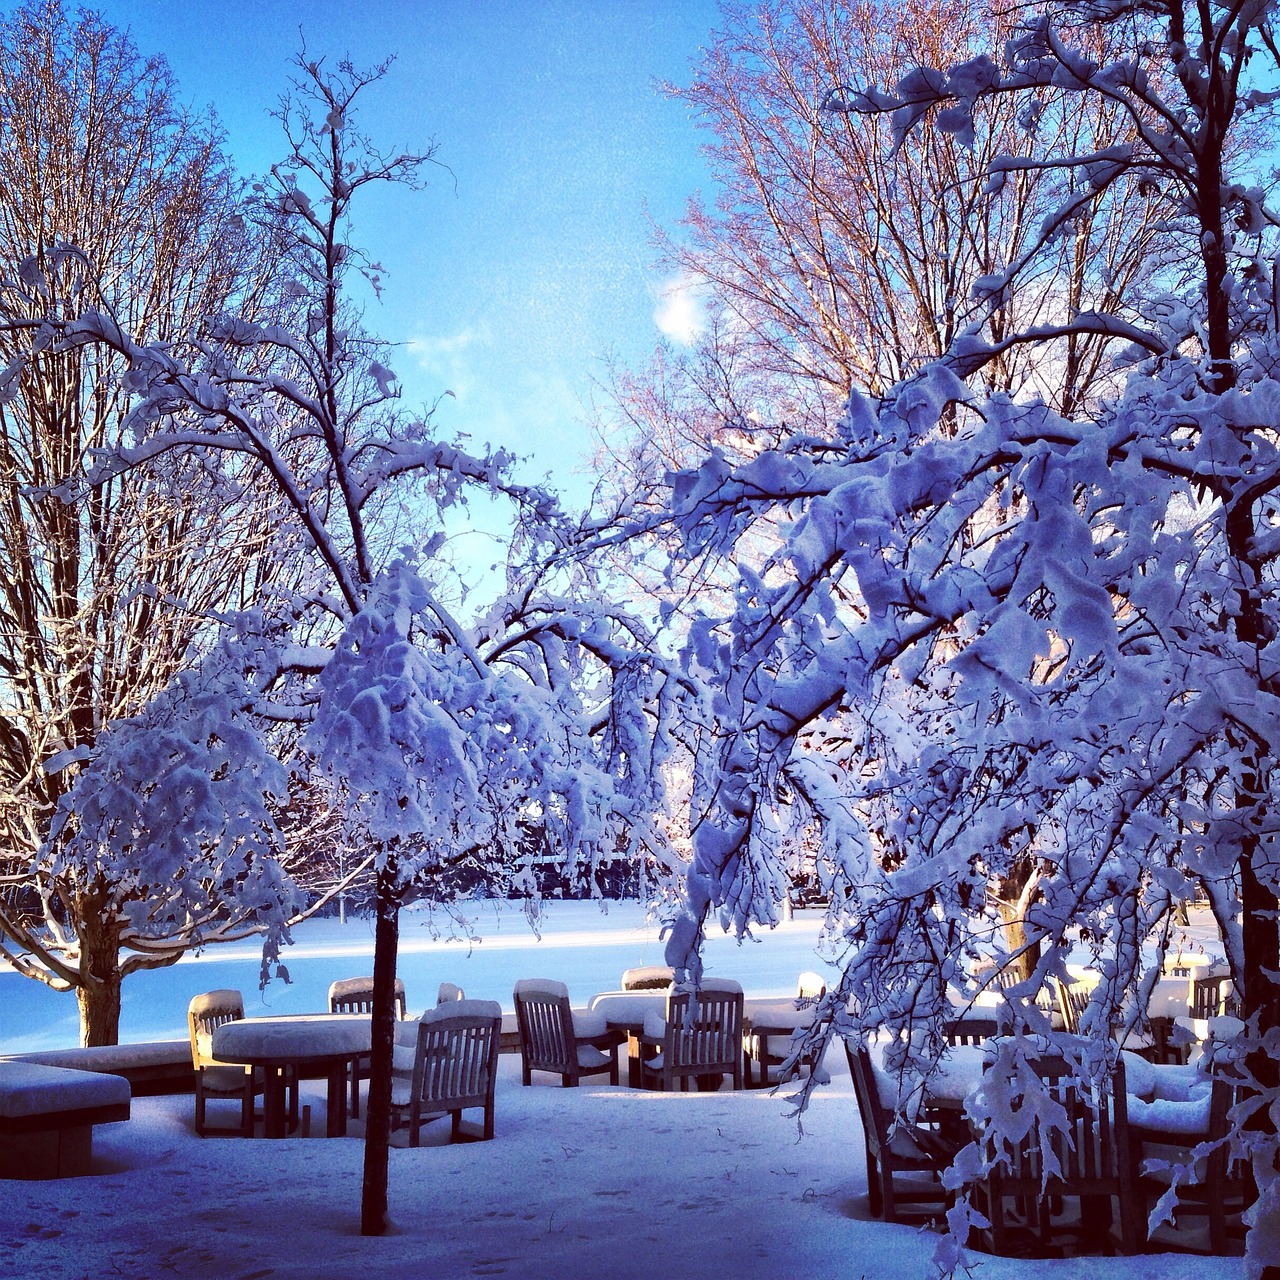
[
  {"x1": 0, "y1": 1061, "x2": 130, "y2": 1178},
  {"x1": 0, "y1": 1039, "x2": 194, "y2": 1095}
]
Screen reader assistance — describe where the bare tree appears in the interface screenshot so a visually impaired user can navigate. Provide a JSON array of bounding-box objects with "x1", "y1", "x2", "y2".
[
  {"x1": 603, "y1": 0, "x2": 1174, "y2": 490},
  {"x1": 0, "y1": 0, "x2": 300, "y2": 1045}
]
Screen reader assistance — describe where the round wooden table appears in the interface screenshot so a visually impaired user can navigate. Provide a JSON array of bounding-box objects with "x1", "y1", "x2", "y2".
[{"x1": 212, "y1": 1014, "x2": 371, "y2": 1138}]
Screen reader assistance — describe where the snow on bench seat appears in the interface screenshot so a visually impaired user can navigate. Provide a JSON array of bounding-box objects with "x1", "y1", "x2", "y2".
[
  {"x1": 0, "y1": 1061, "x2": 130, "y2": 1179},
  {"x1": 0, "y1": 1040, "x2": 194, "y2": 1094}
]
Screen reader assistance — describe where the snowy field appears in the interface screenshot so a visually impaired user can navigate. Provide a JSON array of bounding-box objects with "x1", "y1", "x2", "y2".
[
  {"x1": 0, "y1": 899, "x2": 837, "y2": 1053},
  {"x1": 0, "y1": 900, "x2": 1242, "y2": 1279}
]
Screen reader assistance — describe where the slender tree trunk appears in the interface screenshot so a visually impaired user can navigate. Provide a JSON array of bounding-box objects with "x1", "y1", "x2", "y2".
[{"x1": 360, "y1": 853, "x2": 400, "y2": 1236}]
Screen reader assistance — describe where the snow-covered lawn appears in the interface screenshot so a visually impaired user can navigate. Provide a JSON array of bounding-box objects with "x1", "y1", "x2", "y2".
[
  {"x1": 0, "y1": 1052, "x2": 1240, "y2": 1280},
  {"x1": 0, "y1": 901, "x2": 1242, "y2": 1278}
]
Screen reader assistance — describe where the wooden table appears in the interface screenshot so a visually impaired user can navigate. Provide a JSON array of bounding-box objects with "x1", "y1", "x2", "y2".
[
  {"x1": 588, "y1": 991, "x2": 667, "y2": 1087},
  {"x1": 213, "y1": 1014, "x2": 371, "y2": 1138}
]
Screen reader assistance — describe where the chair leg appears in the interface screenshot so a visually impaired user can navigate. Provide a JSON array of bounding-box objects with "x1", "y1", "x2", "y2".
[
  {"x1": 483, "y1": 1100, "x2": 494, "y2": 1141},
  {"x1": 987, "y1": 1176, "x2": 1008, "y2": 1254},
  {"x1": 350, "y1": 1058, "x2": 361, "y2": 1117},
  {"x1": 451, "y1": 1109, "x2": 463, "y2": 1142},
  {"x1": 881, "y1": 1165, "x2": 898, "y2": 1224},
  {"x1": 865, "y1": 1147, "x2": 883, "y2": 1218}
]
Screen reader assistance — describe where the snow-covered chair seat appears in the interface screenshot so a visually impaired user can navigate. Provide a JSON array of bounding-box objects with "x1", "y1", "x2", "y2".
[
  {"x1": 0, "y1": 1061, "x2": 130, "y2": 1178},
  {"x1": 328, "y1": 975, "x2": 406, "y2": 1117},
  {"x1": 1130, "y1": 1071, "x2": 1251, "y2": 1252},
  {"x1": 637, "y1": 978, "x2": 744, "y2": 1091},
  {"x1": 513, "y1": 978, "x2": 622, "y2": 1087},
  {"x1": 391, "y1": 999, "x2": 503, "y2": 1144}
]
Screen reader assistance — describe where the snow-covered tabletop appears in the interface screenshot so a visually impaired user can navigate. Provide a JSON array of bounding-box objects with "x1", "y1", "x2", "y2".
[
  {"x1": 742, "y1": 997, "x2": 817, "y2": 1034},
  {"x1": 587, "y1": 990, "x2": 668, "y2": 1031},
  {"x1": 1147, "y1": 974, "x2": 1194, "y2": 1019},
  {"x1": 918, "y1": 1044, "x2": 987, "y2": 1104},
  {"x1": 212, "y1": 1013, "x2": 371, "y2": 1063}
]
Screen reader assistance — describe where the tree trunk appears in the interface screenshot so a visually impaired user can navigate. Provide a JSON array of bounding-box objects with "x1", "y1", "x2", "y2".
[
  {"x1": 75, "y1": 969, "x2": 122, "y2": 1049},
  {"x1": 1240, "y1": 849, "x2": 1280, "y2": 1272},
  {"x1": 994, "y1": 859, "x2": 1040, "y2": 984},
  {"x1": 75, "y1": 902, "x2": 122, "y2": 1047},
  {"x1": 360, "y1": 856, "x2": 400, "y2": 1236}
]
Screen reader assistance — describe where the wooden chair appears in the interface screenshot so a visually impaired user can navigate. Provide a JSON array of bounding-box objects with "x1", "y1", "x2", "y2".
[
  {"x1": 513, "y1": 978, "x2": 622, "y2": 1087},
  {"x1": 796, "y1": 971, "x2": 826, "y2": 1002},
  {"x1": 187, "y1": 989, "x2": 261, "y2": 1138},
  {"x1": 744, "y1": 972, "x2": 828, "y2": 1087},
  {"x1": 620, "y1": 965, "x2": 675, "y2": 991},
  {"x1": 1190, "y1": 974, "x2": 1234, "y2": 1019},
  {"x1": 943, "y1": 1016, "x2": 998, "y2": 1047},
  {"x1": 1132, "y1": 1073, "x2": 1254, "y2": 1253},
  {"x1": 637, "y1": 979, "x2": 745, "y2": 1092},
  {"x1": 328, "y1": 975, "x2": 407, "y2": 1117},
  {"x1": 1054, "y1": 977, "x2": 1095, "y2": 1036},
  {"x1": 391, "y1": 999, "x2": 502, "y2": 1144},
  {"x1": 978, "y1": 1053, "x2": 1140, "y2": 1255},
  {"x1": 844, "y1": 1041, "x2": 955, "y2": 1223}
]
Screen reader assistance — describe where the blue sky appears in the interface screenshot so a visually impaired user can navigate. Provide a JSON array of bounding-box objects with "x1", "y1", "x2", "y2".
[{"x1": 88, "y1": 1, "x2": 722, "y2": 506}]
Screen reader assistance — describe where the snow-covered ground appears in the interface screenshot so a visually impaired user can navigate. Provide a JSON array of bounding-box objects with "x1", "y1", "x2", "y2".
[
  {"x1": 0, "y1": 1048, "x2": 1239, "y2": 1280},
  {"x1": 0, "y1": 900, "x2": 1241, "y2": 1278}
]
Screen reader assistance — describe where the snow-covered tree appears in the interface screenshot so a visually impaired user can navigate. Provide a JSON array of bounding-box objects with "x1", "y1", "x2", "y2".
[
  {"x1": 0, "y1": 0, "x2": 308, "y2": 1046},
  {"x1": 17, "y1": 54, "x2": 681, "y2": 1235},
  {"x1": 596, "y1": 0, "x2": 1190, "y2": 989},
  {"x1": 659, "y1": 1, "x2": 1280, "y2": 1268}
]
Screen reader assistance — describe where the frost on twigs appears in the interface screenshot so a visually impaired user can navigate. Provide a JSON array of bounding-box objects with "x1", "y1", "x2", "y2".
[{"x1": 43, "y1": 630, "x2": 300, "y2": 975}]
